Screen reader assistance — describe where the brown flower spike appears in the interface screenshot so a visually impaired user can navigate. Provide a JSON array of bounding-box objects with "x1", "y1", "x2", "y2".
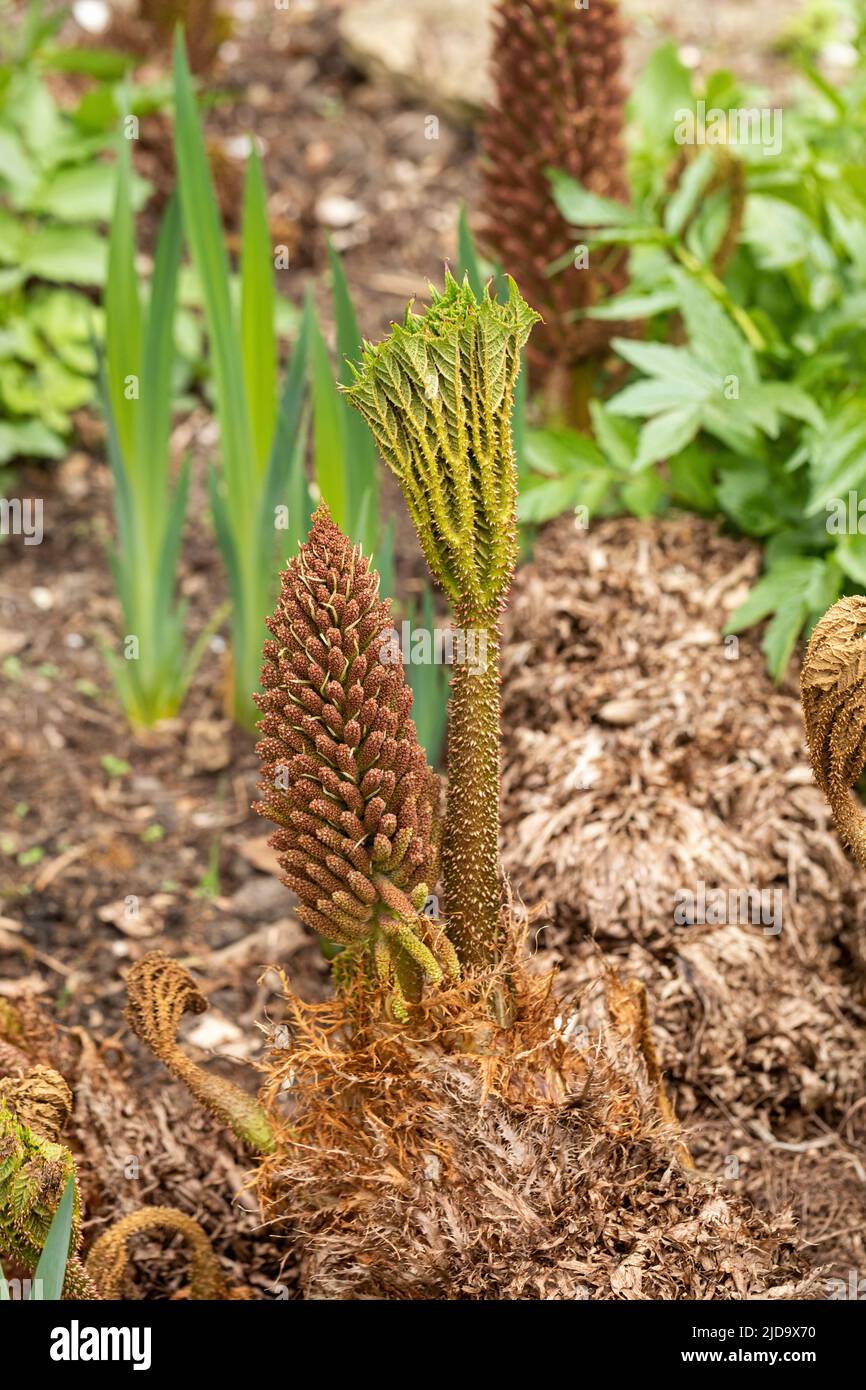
[
  {"x1": 482, "y1": 0, "x2": 629, "y2": 387},
  {"x1": 254, "y1": 504, "x2": 459, "y2": 1017}
]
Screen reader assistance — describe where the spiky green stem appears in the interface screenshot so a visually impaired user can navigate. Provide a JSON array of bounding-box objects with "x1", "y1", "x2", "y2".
[
  {"x1": 443, "y1": 608, "x2": 503, "y2": 965},
  {"x1": 344, "y1": 274, "x2": 539, "y2": 969}
]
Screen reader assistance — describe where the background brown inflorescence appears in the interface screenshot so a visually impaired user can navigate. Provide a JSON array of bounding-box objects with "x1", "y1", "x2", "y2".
[{"x1": 482, "y1": 0, "x2": 630, "y2": 378}]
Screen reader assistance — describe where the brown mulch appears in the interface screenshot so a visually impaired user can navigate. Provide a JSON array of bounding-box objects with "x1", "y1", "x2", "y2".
[
  {"x1": 501, "y1": 512, "x2": 866, "y2": 1286},
  {"x1": 257, "y1": 940, "x2": 818, "y2": 1301}
]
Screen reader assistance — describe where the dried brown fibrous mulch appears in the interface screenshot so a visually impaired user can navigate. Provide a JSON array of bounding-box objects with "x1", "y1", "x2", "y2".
[
  {"x1": 256, "y1": 938, "x2": 817, "y2": 1300},
  {"x1": 0, "y1": 999, "x2": 288, "y2": 1299},
  {"x1": 501, "y1": 513, "x2": 866, "y2": 1281}
]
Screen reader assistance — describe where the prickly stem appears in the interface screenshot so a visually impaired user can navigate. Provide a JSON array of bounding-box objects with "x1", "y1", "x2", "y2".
[{"x1": 344, "y1": 274, "x2": 539, "y2": 970}]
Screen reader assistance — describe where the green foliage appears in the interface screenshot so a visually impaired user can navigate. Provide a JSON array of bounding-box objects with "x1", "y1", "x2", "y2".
[
  {"x1": 32, "y1": 1174, "x2": 75, "y2": 1300},
  {"x1": 346, "y1": 274, "x2": 540, "y2": 966},
  {"x1": 0, "y1": 2, "x2": 152, "y2": 465},
  {"x1": 172, "y1": 33, "x2": 310, "y2": 727},
  {"x1": 0, "y1": 1174, "x2": 74, "y2": 1300},
  {"x1": 523, "y1": 26, "x2": 866, "y2": 679},
  {"x1": 323, "y1": 238, "x2": 380, "y2": 559},
  {"x1": 346, "y1": 271, "x2": 538, "y2": 617},
  {"x1": 102, "y1": 143, "x2": 214, "y2": 725},
  {"x1": 405, "y1": 585, "x2": 450, "y2": 766},
  {"x1": 172, "y1": 33, "x2": 403, "y2": 728}
]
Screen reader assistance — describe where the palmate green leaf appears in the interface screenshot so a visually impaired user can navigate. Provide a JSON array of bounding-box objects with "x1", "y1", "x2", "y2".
[
  {"x1": 0, "y1": 417, "x2": 65, "y2": 464},
  {"x1": 590, "y1": 400, "x2": 639, "y2": 472},
  {"x1": 0, "y1": 127, "x2": 37, "y2": 202},
  {"x1": 737, "y1": 381, "x2": 824, "y2": 437},
  {"x1": 0, "y1": 355, "x2": 93, "y2": 430},
  {"x1": 835, "y1": 532, "x2": 866, "y2": 587},
  {"x1": 610, "y1": 337, "x2": 721, "y2": 393},
  {"x1": 524, "y1": 425, "x2": 606, "y2": 476},
  {"x1": 725, "y1": 553, "x2": 841, "y2": 680},
  {"x1": 668, "y1": 443, "x2": 718, "y2": 512},
  {"x1": 634, "y1": 406, "x2": 702, "y2": 468},
  {"x1": 32, "y1": 161, "x2": 148, "y2": 223},
  {"x1": 669, "y1": 269, "x2": 757, "y2": 383},
  {"x1": 518, "y1": 425, "x2": 613, "y2": 524},
  {"x1": 0, "y1": 209, "x2": 26, "y2": 264},
  {"x1": 30, "y1": 288, "x2": 100, "y2": 361},
  {"x1": 742, "y1": 195, "x2": 836, "y2": 275},
  {"x1": 32, "y1": 1174, "x2": 74, "y2": 1301},
  {"x1": 826, "y1": 196, "x2": 866, "y2": 279},
  {"x1": 805, "y1": 401, "x2": 866, "y2": 514},
  {"x1": 22, "y1": 226, "x2": 106, "y2": 284},
  {"x1": 629, "y1": 41, "x2": 694, "y2": 157},
  {"x1": 587, "y1": 287, "x2": 680, "y2": 320},
  {"x1": 241, "y1": 148, "x2": 277, "y2": 475},
  {"x1": 610, "y1": 376, "x2": 709, "y2": 418},
  {"x1": 694, "y1": 406, "x2": 752, "y2": 458},
  {"x1": 13, "y1": 69, "x2": 63, "y2": 167},
  {"x1": 518, "y1": 469, "x2": 607, "y2": 525},
  {"x1": 621, "y1": 465, "x2": 666, "y2": 518},
  {"x1": 762, "y1": 594, "x2": 813, "y2": 681},
  {"x1": 716, "y1": 468, "x2": 787, "y2": 536},
  {"x1": 547, "y1": 168, "x2": 636, "y2": 227}
]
